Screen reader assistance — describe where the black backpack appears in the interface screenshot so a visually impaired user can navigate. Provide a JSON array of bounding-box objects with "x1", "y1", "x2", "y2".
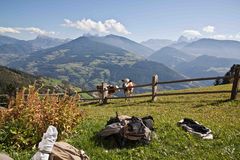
[{"x1": 99, "y1": 114, "x2": 154, "y2": 147}]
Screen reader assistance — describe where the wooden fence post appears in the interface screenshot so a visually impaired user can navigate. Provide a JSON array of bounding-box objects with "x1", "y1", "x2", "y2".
[
  {"x1": 230, "y1": 66, "x2": 240, "y2": 100},
  {"x1": 101, "y1": 82, "x2": 108, "y2": 104},
  {"x1": 6, "y1": 95, "x2": 10, "y2": 108},
  {"x1": 152, "y1": 74, "x2": 158, "y2": 102}
]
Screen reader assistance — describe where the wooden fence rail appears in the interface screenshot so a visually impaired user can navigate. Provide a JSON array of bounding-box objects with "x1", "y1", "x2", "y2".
[
  {"x1": 156, "y1": 90, "x2": 232, "y2": 96},
  {"x1": 157, "y1": 76, "x2": 229, "y2": 84},
  {"x1": 1, "y1": 66, "x2": 240, "y2": 105}
]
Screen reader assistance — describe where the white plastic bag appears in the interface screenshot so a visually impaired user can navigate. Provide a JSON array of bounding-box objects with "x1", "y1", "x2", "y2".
[
  {"x1": 31, "y1": 125, "x2": 58, "y2": 160},
  {"x1": 38, "y1": 125, "x2": 58, "y2": 152},
  {"x1": 31, "y1": 152, "x2": 50, "y2": 160}
]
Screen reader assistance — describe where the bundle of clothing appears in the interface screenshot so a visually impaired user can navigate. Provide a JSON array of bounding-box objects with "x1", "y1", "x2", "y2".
[
  {"x1": 31, "y1": 126, "x2": 90, "y2": 160},
  {"x1": 177, "y1": 118, "x2": 213, "y2": 139},
  {"x1": 98, "y1": 113, "x2": 154, "y2": 147}
]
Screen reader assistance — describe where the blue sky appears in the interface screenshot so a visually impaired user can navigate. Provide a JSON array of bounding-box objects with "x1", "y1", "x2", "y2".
[{"x1": 0, "y1": 0, "x2": 239, "y2": 42}]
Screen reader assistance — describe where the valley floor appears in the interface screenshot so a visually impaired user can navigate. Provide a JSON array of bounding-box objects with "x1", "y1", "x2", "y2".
[{"x1": 9, "y1": 84, "x2": 240, "y2": 159}]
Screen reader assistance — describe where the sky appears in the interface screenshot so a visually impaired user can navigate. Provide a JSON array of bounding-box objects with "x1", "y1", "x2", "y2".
[{"x1": 0, "y1": 0, "x2": 240, "y2": 42}]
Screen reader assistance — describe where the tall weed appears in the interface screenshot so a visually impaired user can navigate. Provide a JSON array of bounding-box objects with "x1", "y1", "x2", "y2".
[{"x1": 0, "y1": 85, "x2": 82, "y2": 150}]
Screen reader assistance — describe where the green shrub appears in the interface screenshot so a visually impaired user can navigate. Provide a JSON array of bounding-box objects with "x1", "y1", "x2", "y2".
[{"x1": 0, "y1": 86, "x2": 82, "y2": 150}]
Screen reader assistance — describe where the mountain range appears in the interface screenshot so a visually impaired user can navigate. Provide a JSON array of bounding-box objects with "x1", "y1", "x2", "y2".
[
  {"x1": 8, "y1": 35, "x2": 192, "y2": 90},
  {"x1": 142, "y1": 36, "x2": 240, "y2": 59},
  {"x1": 1, "y1": 33, "x2": 240, "y2": 91},
  {"x1": 145, "y1": 37, "x2": 240, "y2": 81},
  {"x1": 182, "y1": 38, "x2": 240, "y2": 58},
  {"x1": 140, "y1": 36, "x2": 198, "y2": 51},
  {"x1": 175, "y1": 55, "x2": 240, "y2": 78},
  {"x1": 0, "y1": 34, "x2": 69, "y2": 49},
  {"x1": 0, "y1": 35, "x2": 70, "y2": 65}
]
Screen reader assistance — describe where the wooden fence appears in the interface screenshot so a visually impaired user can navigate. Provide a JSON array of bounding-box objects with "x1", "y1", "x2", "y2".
[
  {"x1": 0, "y1": 94, "x2": 9, "y2": 106},
  {"x1": 0, "y1": 93, "x2": 65, "y2": 107},
  {"x1": 0, "y1": 67, "x2": 240, "y2": 106},
  {"x1": 77, "y1": 66, "x2": 240, "y2": 104}
]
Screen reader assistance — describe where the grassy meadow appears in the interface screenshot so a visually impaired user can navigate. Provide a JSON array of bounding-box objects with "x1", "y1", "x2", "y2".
[{"x1": 6, "y1": 84, "x2": 240, "y2": 159}]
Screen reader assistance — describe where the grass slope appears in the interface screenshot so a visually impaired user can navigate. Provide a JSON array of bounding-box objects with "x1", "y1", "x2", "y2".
[{"x1": 8, "y1": 84, "x2": 240, "y2": 159}]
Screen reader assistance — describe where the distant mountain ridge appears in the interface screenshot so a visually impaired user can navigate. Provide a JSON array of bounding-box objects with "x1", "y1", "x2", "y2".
[
  {"x1": 182, "y1": 38, "x2": 240, "y2": 58},
  {"x1": 0, "y1": 35, "x2": 22, "y2": 46},
  {"x1": 177, "y1": 35, "x2": 199, "y2": 43},
  {"x1": 148, "y1": 47, "x2": 195, "y2": 68},
  {"x1": 0, "y1": 40, "x2": 40, "y2": 55},
  {"x1": 28, "y1": 35, "x2": 71, "y2": 49},
  {"x1": 141, "y1": 39, "x2": 174, "y2": 51},
  {"x1": 175, "y1": 55, "x2": 240, "y2": 79},
  {"x1": 140, "y1": 36, "x2": 198, "y2": 51},
  {"x1": 88, "y1": 34, "x2": 154, "y2": 57},
  {"x1": 0, "y1": 35, "x2": 70, "y2": 66}
]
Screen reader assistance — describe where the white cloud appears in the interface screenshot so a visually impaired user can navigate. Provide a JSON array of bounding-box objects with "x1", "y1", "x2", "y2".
[
  {"x1": 235, "y1": 33, "x2": 240, "y2": 40},
  {"x1": 62, "y1": 18, "x2": 131, "y2": 35},
  {"x1": 211, "y1": 33, "x2": 240, "y2": 41},
  {"x1": 182, "y1": 30, "x2": 202, "y2": 38},
  {"x1": 104, "y1": 19, "x2": 131, "y2": 35},
  {"x1": 0, "y1": 27, "x2": 20, "y2": 33},
  {"x1": 0, "y1": 26, "x2": 55, "y2": 36},
  {"x1": 212, "y1": 34, "x2": 227, "y2": 40},
  {"x1": 16, "y1": 27, "x2": 55, "y2": 35},
  {"x1": 203, "y1": 25, "x2": 215, "y2": 33}
]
